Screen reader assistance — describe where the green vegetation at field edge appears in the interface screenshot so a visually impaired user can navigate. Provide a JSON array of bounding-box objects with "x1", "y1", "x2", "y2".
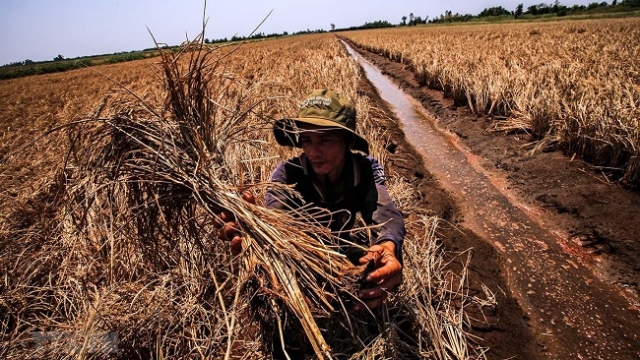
[{"x1": 0, "y1": 49, "x2": 172, "y2": 80}]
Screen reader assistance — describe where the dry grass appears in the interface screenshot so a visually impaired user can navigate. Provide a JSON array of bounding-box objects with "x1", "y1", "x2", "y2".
[
  {"x1": 1, "y1": 32, "x2": 492, "y2": 359},
  {"x1": 343, "y1": 18, "x2": 640, "y2": 187}
]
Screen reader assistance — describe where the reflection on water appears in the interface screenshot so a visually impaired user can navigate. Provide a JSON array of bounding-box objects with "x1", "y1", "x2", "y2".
[{"x1": 342, "y1": 40, "x2": 638, "y2": 357}]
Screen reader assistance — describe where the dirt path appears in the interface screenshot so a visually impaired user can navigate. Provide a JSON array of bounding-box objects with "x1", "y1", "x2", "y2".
[{"x1": 345, "y1": 39, "x2": 640, "y2": 359}]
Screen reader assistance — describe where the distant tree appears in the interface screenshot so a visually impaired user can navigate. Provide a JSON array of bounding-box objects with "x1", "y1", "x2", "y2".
[
  {"x1": 429, "y1": 10, "x2": 473, "y2": 24},
  {"x1": 568, "y1": 4, "x2": 586, "y2": 12},
  {"x1": 330, "y1": 23, "x2": 335, "y2": 31},
  {"x1": 351, "y1": 20, "x2": 395, "y2": 30},
  {"x1": 409, "y1": 12, "x2": 414, "y2": 24},
  {"x1": 53, "y1": 54, "x2": 64, "y2": 61},
  {"x1": 445, "y1": 10, "x2": 453, "y2": 22},
  {"x1": 540, "y1": 3, "x2": 553, "y2": 14},
  {"x1": 24, "y1": 59, "x2": 34, "y2": 65},
  {"x1": 401, "y1": 15, "x2": 407, "y2": 25},
  {"x1": 515, "y1": 3, "x2": 524, "y2": 17},
  {"x1": 479, "y1": 6, "x2": 511, "y2": 17},
  {"x1": 612, "y1": 0, "x2": 617, "y2": 5}
]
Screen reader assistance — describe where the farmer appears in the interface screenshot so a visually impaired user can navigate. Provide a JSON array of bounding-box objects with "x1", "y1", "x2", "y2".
[{"x1": 220, "y1": 89, "x2": 405, "y2": 310}]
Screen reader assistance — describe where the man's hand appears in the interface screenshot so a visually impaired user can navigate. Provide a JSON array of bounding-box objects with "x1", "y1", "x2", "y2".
[
  {"x1": 215, "y1": 192, "x2": 255, "y2": 255},
  {"x1": 355, "y1": 241, "x2": 402, "y2": 310}
]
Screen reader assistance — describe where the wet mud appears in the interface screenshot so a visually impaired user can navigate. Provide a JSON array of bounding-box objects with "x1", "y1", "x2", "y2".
[{"x1": 343, "y1": 39, "x2": 640, "y2": 359}]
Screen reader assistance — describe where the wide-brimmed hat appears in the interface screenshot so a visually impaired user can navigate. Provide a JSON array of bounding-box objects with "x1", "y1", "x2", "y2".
[{"x1": 273, "y1": 89, "x2": 369, "y2": 154}]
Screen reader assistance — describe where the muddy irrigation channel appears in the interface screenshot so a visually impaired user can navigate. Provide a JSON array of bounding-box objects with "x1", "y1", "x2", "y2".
[{"x1": 342, "y1": 40, "x2": 640, "y2": 359}]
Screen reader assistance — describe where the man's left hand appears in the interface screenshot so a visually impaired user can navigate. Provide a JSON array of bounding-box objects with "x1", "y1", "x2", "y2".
[{"x1": 355, "y1": 242, "x2": 402, "y2": 310}]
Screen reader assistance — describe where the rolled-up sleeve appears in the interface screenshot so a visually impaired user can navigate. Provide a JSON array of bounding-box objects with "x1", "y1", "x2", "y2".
[
  {"x1": 371, "y1": 183, "x2": 405, "y2": 259},
  {"x1": 367, "y1": 157, "x2": 405, "y2": 261}
]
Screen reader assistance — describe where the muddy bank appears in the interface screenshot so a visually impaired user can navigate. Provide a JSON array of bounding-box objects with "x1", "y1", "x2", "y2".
[
  {"x1": 356, "y1": 63, "x2": 541, "y2": 360},
  {"x1": 347, "y1": 38, "x2": 640, "y2": 359}
]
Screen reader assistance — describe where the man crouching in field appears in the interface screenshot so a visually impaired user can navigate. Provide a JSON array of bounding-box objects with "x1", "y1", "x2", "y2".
[{"x1": 218, "y1": 89, "x2": 405, "y2": 353}]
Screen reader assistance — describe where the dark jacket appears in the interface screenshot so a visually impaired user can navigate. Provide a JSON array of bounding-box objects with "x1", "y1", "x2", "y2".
[{"x1": 265, "y1": 152, "x2": 405, "y2": 263}]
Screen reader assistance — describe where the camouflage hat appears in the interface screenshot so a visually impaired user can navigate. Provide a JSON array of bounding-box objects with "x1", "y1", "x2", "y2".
[{"x1": 273, "y1": 89, "x2": 369, "y2": 154}]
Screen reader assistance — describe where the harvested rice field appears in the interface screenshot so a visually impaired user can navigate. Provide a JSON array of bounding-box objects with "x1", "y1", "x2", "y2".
[{"x1": 1, "y1": 18, "x2": 639, "y2": 360}]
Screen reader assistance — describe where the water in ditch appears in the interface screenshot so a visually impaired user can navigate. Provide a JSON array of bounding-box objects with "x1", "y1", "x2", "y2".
[{"x1": 342, "y1": 40, "x2": 639, "y2": 359}]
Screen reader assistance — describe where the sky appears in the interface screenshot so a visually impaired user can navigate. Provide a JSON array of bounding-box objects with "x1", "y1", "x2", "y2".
[{"x1": 0, "y1": 0, "x2": 598, "y2": 65}]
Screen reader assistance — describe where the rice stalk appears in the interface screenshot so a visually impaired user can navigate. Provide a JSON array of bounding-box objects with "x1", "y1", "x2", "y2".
[
  {"x1": 344, "y1": 19, "x2": 640, "y2": 187},
  {"x1": 398, "y1": 216, "x2": 490, "y2": 360}
]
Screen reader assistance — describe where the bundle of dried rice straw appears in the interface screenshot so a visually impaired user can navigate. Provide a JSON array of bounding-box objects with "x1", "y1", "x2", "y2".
[{"x1": 62, "y1": 33, "x2": 371, "y2": 359}]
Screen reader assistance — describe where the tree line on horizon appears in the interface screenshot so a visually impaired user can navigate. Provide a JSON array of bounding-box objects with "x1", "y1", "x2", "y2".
[
  {"x1": 2, "y1": 0, "x2": 639, "y2": 70},
  {"x1": 426, "y1": 0, "x2": 639, "y2": 24},
  {"x1": 200, "y1": 0, "x2": 639, "y2": 41}
]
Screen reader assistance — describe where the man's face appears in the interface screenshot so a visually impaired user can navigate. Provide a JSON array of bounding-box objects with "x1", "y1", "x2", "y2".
[{"x1": 298, "y1": 123, "x2": 348, "y2": 181}]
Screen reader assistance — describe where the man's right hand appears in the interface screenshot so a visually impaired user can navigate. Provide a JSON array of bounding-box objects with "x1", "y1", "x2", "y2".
[
  {"x1": 215, "y1": 192, "x2": 255, "y2": 255},
  {"x1": 355, "y1": 242, "x2": 402, "y2": 310}
]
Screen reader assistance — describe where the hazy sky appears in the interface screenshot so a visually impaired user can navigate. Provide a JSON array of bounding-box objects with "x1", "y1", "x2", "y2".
[{"x1": 1, "y1": 0, "x2": 597, "y2": 65}]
